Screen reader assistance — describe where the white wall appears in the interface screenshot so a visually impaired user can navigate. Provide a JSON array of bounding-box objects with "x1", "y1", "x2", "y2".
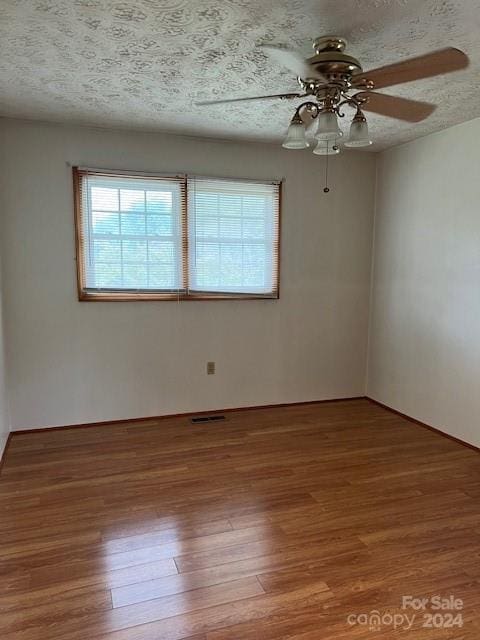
[
  {"x1": 368, "y1": 117, "x2": 480, "y2": 448},
  {"x1": 0, "y1": 256, "x2": 9, "y2": 456},
  {"x1": 0, "y1": 119, "x2": 376, "y2": 430}
]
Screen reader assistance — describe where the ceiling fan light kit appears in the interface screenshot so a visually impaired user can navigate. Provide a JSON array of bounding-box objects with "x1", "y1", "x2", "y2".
[
  {"x1": 344, "y1": 109, "x2": 372, "y2": 147},
  {"x1": 315, "y1": 108, "x2": 343, "y2": 141},
  {"x1": 282, "y1": 113, "x2": 309, "y2": 149},
  {"x1": 313, "y1": 140, "x2": 340, "y2": 156}
]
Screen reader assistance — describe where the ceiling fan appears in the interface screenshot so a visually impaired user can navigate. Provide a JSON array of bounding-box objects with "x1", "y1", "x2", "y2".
[{"x1": 196, "y1": 37, "x2": 469, "y2": 155}]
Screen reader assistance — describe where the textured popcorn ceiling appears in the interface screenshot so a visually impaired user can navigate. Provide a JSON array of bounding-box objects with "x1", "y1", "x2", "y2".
[{"x1": 1, "y1": 0, "x2": 480, "y2": 150}]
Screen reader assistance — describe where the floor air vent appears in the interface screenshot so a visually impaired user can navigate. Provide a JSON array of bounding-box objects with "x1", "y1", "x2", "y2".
[{"x1": 191, "y1": 415, "x2": 226, "y2": 424}]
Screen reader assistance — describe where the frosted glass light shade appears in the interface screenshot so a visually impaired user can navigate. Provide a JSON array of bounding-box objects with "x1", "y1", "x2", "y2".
[
  {"x1": 313, "y1": 140, "x2": 340, "y2": 156},
  {"x1": 282, "y1": 122, "x2": 308, "y2": 149},
  {"x1": 345, "y1": 119, "x2": 372, "y2": 147},
  {"x1": 315, "y1": 110, "x2": 342, "y2": 141}
]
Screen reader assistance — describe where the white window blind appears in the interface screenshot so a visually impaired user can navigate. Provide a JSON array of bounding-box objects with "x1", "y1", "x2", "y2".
[
  {"x1": 77, "y1": 171, "x2": 185, "y2": 294},
  {"x1": 187, "y1": 177, "x2": 280, "y2": 297},
  {"x1": 74, "y1": 169, "x2": 280, "y2": 300}
]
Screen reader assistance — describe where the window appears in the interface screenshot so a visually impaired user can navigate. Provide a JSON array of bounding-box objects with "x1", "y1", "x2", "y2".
[{"x1": 73, "y1": 168, "x2": 280, "y2": 300}]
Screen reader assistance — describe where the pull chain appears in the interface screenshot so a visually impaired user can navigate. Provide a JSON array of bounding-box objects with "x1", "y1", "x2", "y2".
[{"x1": 324, "y1": 142, "x2": 330, "y2": 193}]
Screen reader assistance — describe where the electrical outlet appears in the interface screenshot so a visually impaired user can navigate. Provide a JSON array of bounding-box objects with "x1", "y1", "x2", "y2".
[{"x1": 207, "y1": 361, "x2": 215, "y2": 375}]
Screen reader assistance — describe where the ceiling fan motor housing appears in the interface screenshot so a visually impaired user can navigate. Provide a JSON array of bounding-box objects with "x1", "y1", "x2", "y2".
[{"x1": 306, "y1": 36, "x2": 363, "y2": 81}]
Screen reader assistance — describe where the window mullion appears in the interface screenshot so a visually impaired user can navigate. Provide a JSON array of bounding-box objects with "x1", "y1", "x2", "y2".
[{"x1": 182, "y1": 177, "x2": 189, "y2": 294}]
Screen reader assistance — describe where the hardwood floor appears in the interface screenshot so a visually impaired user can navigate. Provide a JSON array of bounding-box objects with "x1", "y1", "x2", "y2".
[{"x1": 1, "y1": 398, "x2": 480, "y2": 639}]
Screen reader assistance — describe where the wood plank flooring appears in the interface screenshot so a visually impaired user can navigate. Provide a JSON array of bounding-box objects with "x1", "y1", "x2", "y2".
[{"x1": 1, "y1": 398, "x2": 480, "y2": 639}]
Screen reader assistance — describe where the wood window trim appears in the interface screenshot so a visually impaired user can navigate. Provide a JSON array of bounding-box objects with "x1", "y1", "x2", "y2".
[{"x1": 73, "y1": 167, "x2": 281, "y2": 302}]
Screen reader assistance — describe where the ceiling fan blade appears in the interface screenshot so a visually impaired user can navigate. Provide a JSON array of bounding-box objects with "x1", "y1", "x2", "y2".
[
  {"x1": 352, "y1": 47, "x2": 469, "y2": 89},
  {"x1": 195, "y1": 92, "x2": 303, "y2": 106},
  {"x1": 258, "y1": 45, "x2": 324, "y2": 80},
  {"x1": 356, "y1": 91, "x2": 436, "y2": 122}
]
